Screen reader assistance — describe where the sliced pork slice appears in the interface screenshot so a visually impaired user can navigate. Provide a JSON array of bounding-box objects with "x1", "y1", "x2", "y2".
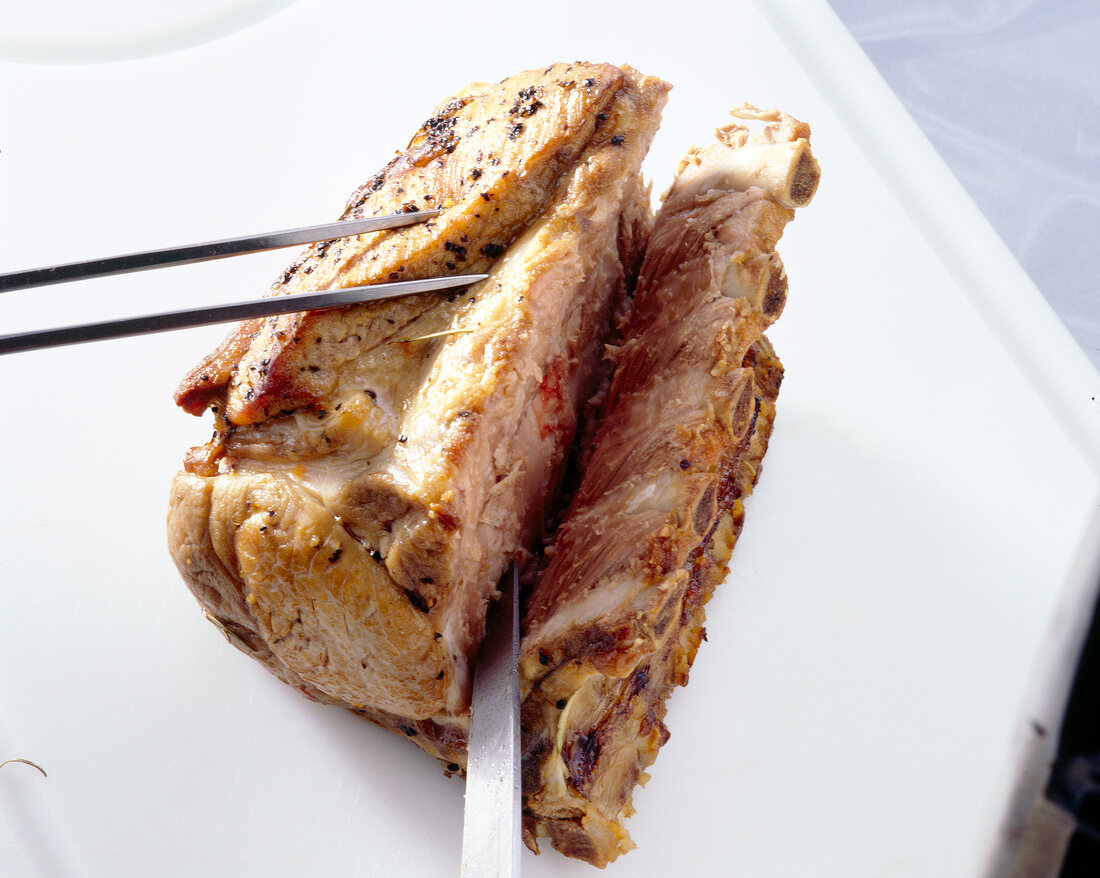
[
  {"x1": 168, "y1": 64, "x2": 670, "y2": 731},
  {"x1": 519, "y1": 108, "x2": 819, "y2": 866}
]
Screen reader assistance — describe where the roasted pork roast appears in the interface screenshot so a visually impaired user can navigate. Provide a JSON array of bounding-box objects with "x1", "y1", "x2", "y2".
[
  {"x1": 169, "y1": 64, "x2": 668, "y2": 748},
  {"x1": 167, "y1": 65, "x2": 818, "y2": 866}
]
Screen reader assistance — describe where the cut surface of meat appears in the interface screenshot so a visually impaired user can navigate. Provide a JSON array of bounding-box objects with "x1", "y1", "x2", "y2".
[
  {"x1": 518, "y1": 107, "x2": 819, "y2": 866},
  {"x1": 168, "y1": 64, "x2": 670, "y2": 730}
]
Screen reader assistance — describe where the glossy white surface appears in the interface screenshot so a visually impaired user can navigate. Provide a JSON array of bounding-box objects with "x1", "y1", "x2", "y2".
[
  {"x1": 1, "y1": 2, "x2": 1098, "y2": 876},
  {"x1": 0, "y1": 0, "x2": 301, "y2": 64},
  {"x1": 829, "y1": 0, "x2": 1100, "y2": 373}
]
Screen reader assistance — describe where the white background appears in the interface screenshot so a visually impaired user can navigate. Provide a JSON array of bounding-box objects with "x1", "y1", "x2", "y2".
[
  {"x1": 1, "y1": 2, "x2": 1098, "y2": 876},
  {"x1": 829, "y1": 0, "x2": 1100, "y2": 373}
]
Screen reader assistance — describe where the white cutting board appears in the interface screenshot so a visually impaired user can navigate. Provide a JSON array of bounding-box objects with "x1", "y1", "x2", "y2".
[{"x1": 1, "y1": 1, "x2": 1097, "y2": 876}]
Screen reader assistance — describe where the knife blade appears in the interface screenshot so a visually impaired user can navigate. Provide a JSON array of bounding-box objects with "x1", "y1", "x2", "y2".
[
  {"x1": 0, "y1": 274, "x2": 489, "y2": 355},
  {"x1": 0, "y1": 211, "x2": 441, "y2": 292},
  {"x1": 461, "y1": 562, "x2": 522, "y2": 878}
]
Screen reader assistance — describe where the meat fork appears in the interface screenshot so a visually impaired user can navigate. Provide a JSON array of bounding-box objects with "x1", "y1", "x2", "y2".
[{"x1": 0, "y1": 210, "x2": 488, "y2": 354}]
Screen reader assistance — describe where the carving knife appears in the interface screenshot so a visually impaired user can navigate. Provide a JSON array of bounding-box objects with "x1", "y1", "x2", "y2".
[
  {"x1": 0, "y1": 210, "x2": 487, "y2": 354},
  {"x1": 461, "y1": 562, "x2": 522, "y2": 877}
]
